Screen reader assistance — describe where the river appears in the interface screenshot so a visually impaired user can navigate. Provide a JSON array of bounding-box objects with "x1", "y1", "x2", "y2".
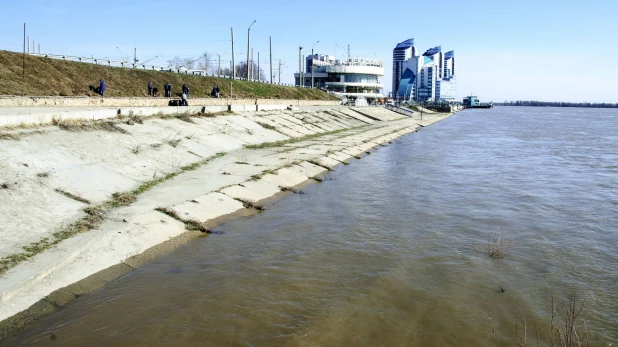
[{"x1": 4, "y1": 106, "x2": 617, "y2": 346}]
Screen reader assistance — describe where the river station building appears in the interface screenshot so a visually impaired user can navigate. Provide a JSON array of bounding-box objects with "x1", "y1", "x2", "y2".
[
  {"x1": 294, "y1": 54, "x2": 384, "y2": 103},
  {"x1": 392, "y1": 39, "x2": 457, "y2": 103}
]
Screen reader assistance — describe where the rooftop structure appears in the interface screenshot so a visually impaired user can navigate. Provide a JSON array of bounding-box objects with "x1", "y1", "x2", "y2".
[{"x1": 294, "y1": 53, "x2": 384, "y2": 102}]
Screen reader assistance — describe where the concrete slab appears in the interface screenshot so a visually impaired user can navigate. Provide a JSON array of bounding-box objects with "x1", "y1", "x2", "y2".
[
  {"x1": 315, "y1": 156, "x2": 341, "y2": 170},
  {"x1": 290, "y1": 161, "x2": 329, "y2": 178},
  {"x1": 328, "y1": 151, "x2": 354, "y2": 163},
  {"x1": 260, "y1": 167, "x2": 309, "y2": 189},
  {"x1": 170, "y1": 192, "x2": 245, "y2": 223},
  {"x1": 220, "y1": 180, "x2": 282, "y2": 204}
]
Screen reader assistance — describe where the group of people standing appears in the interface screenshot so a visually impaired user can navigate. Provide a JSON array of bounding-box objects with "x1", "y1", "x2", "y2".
[
  {"x1": 94, "y1": 80, "x2": 221, "y2": 99},
  {"x1": 147, "y1": 82, "x2": 191, "y2": 98}
]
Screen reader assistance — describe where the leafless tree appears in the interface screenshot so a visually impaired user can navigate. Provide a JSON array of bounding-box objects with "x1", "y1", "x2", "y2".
[
  {"x1": 167, "y1": 56, "x2": 183, "y2": 68},
  {"x1": 196, "y1": 51, "x2": 211, "y2": 71},
  {"x1": 234, "y1": 61, "x2": 266, "y2": 80},
  {"x1": 182, "y1": 57, "x2": 195, "y2": 70}
]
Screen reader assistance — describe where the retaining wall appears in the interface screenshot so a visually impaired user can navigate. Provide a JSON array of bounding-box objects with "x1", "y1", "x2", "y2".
[{"x1": 0, "y1": 96, "x2": 341, "y2": 108}]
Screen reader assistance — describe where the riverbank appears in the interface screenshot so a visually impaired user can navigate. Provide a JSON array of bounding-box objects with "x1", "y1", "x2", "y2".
[{"x1": 0, "y1": 105, "x2": 458, "y2": 340}]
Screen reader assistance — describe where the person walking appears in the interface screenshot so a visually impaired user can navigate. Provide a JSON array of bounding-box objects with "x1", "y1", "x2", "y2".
[
  {"x1": 148, "y1": 82, "x2": 153, "y2": 96},
  {"x1": 182, "y1": 84, "x2": 189, "y2": 98},
  {"x1": 99, "y1": 79, "x2": 106, "y2": 97}
]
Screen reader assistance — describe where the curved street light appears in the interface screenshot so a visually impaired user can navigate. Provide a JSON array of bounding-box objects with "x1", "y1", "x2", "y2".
[
  {"x1": 311, "y1": 41, "x2": 319, "y2": 88},
  {"x1": 247, "y1": 20, "x2": 256, "y2": 80}
]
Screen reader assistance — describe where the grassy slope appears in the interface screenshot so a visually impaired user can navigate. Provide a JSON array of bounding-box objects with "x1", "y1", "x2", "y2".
[{"x1": 0, "y1": 50, "x2": 336, "y2": 100}]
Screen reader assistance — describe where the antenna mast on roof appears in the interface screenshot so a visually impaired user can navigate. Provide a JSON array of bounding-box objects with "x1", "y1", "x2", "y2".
[{"x1": 347, "y1": 45, "x2": 350, "y2": 60}]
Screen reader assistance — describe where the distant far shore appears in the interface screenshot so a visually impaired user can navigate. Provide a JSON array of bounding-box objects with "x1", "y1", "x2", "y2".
[{"x1": 493, "y1": 101, "x2": 618, "y2": 108}]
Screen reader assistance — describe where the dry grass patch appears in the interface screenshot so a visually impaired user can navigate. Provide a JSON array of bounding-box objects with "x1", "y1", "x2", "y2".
[
  {"x1": 108, "y1": 192, "x2": 137, "y2": 207},
  {"x1": 53, "y1": 118, "x2": 129, "y2": 134},
  {"x1": 0, "y1": 132, "x2": 21, "y2": 140},
  {"x1": 155, "y1": 207, "x2": 209, "y2": 233},
  {"x1": 54, "y1": 188, "x2": 91, "y2": 204},
  {"x1": 245, "y1": 129, "x2": 347, "y2": 150}
]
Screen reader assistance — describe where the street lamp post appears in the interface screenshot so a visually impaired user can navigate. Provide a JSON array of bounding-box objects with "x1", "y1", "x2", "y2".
[
  {"x1": 298, "y1": 46, "x2": 303, "y2": 87},
  {"x1": 247, "y1": 20, "x2": 256, "y2": 80},
  {"x1": 311, "y1": 41, "x2": 319, "y2": 88}
]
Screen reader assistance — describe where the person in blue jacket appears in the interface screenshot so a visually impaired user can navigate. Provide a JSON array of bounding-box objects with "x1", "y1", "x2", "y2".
[
  {"x1": 148, "y1": 82, "x2": 153, "y2": 96},
  {"x1": 99, "y1": 79, "x2": 106, "y2": 96},
  {"x1": 182, "y1": 84, "x2": 189, "y2": 98}
]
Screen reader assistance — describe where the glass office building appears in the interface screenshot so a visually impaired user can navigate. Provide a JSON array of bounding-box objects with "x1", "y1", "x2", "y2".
[{"x1": 392, "y1": 40, "x2": 457, "y2": 103}]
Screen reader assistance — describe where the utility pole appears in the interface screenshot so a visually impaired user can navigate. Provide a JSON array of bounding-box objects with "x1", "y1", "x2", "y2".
[
  {"x1": 27, "y1": 36, "x2": 30, "y2": 54},
  {"x1": 134, "y1": 47, "x2": 137, "y2": 67},
  {"x1": 247, "y1": 20, "x2": 256, "y2": 80},
  {"x1": 231, "y1": 27, "x2": 236, "y2": 79},
  {"x1": 251, "y1": 48, "x2": 254, "y2": 80},
  {"x1": 278, "y1": 59, "x2": 282, "y2": 84},
  {"x1": 298, "y1": 46, "x2": 303, "y2": 87},
  {"x1": 23, "y1": 23, "x2": 26, "y2": 78},
  {"x1": 218, "y1": 54, "x2": 221, "y2": 77},
  {"x1": 269, "y1": 36, "x2": 273, "y2": 84},
  {"x1": 258, "y1": 52, "x2": 260, "y2": 82},
  {"x1": 38, "y1": 43, "x2": 40, "y2": 54},
  {"x1": 33, "y1": 40, "x2": 35, "y2": 54}
]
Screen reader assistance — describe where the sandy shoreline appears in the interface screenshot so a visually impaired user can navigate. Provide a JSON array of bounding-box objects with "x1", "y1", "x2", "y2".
[{"x1": 0, "y1": 106, "x2": 457, "y2": 340}]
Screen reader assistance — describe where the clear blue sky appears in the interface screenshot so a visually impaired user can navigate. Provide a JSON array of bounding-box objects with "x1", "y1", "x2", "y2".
[{"x1": 1, "y1": 0, "x2": 616, "y2": 103}]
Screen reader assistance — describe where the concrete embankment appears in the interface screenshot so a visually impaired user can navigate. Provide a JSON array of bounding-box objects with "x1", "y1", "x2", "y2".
[
  {"x1": 0, "y1": 96, "x2": 341, "y2": 127},
  {"x1": 0, "y1": 105, "x2": 457, "y2": 340}
]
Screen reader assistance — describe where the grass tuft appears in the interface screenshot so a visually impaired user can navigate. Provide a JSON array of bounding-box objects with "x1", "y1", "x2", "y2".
[
  {"x1": 108, "y1": 192, "x2": 137, "y2": 207},
  {"x1": 483, "y1": 232, "x2": 507, "y2": 259}
]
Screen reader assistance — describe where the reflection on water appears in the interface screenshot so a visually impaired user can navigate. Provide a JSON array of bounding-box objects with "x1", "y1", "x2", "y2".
[{"x1": 5, "y1": 107, "x2": 618, "y2": 346}]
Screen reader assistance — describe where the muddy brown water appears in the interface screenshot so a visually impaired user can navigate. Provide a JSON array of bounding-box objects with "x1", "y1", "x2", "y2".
[{"x1": 4, "y1": 107, "x2": 618, "y2": 346}]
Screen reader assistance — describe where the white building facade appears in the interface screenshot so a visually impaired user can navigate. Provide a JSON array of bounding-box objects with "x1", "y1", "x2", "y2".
[
  {"x1": 393, "y1": 40, "x2": 457, "y2": 103},
  {"x1": 294, "y1": 54, "x2": 384, "y2": 102}
]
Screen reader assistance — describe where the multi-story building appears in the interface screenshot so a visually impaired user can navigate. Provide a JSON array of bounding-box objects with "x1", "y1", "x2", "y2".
[
  {"x1": 392, "y1": 39, "x2": 416, "y2": 97},
  {"x1": 392, "y1": 41, "x2": 457, "y2": 103},
  {"x1": 294, "y1": 54, "x2": 384, "y2": 102}
]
